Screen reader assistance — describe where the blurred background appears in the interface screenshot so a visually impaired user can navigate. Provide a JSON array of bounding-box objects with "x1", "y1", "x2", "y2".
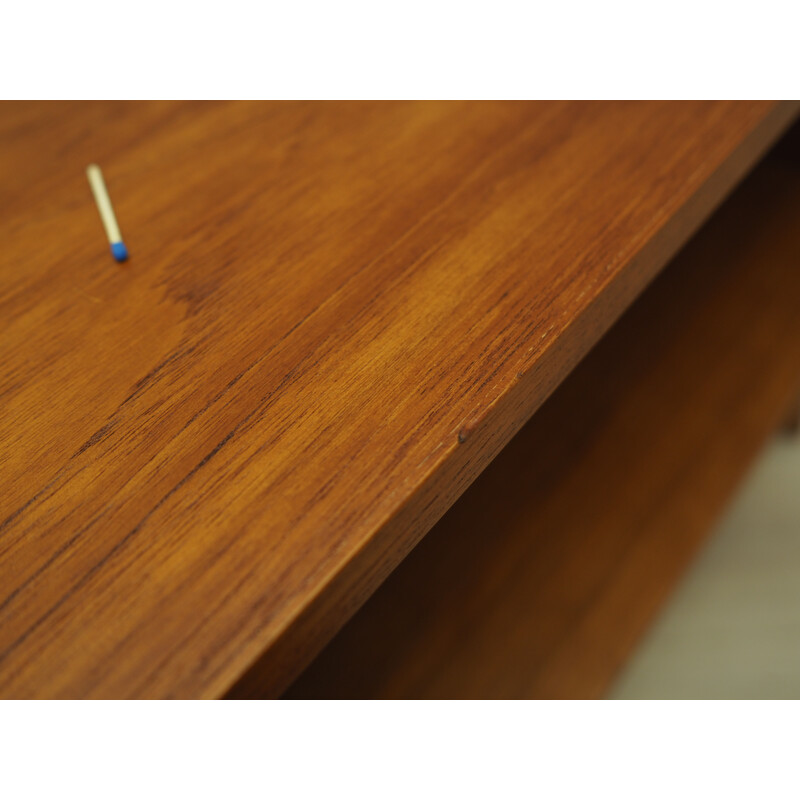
[{"x1": 611, "y1": 428, "x2": 800, "y2": 699}]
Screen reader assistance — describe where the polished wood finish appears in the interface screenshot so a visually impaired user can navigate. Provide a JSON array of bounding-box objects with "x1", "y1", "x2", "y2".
[
  {"x1": 285, "y1": 154, "x2": 800, "y2": 698},
  {"x1": 0, "y1": 102, "x2": 795, "y2": 698}
]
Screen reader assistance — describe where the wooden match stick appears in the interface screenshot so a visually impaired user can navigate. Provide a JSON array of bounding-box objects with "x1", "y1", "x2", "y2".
[{"x1": 86, "y1": 164, "x2": 128, "y2": 262}]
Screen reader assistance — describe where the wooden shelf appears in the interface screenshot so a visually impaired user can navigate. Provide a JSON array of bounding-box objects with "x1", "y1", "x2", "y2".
[
  {"x1": 0, "y1": 102, "x2": 797, "y2": 698},
  {"x1": 284, "y1": 152, "x2": 800, "y2": 699}
]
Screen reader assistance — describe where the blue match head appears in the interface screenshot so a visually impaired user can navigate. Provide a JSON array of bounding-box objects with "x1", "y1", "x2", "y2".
[{"x1": 111, "y1": 242, "x2": 129, "y2": 262}]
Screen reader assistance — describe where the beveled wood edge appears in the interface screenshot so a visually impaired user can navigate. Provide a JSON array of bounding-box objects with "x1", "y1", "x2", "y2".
[{"x1": 222, "y1": 101, "x2": 800, "y2": 700}]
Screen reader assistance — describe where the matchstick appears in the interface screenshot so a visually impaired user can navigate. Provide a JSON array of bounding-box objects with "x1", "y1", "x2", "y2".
[{"x1": 86, "y1": 164, "x2": 128, "y2": 262}]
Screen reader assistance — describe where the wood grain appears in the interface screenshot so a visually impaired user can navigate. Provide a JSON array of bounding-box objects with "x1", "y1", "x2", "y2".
[
  {"x1": 0, "y1": 102, "x2": 795, "y2": 698},
  {"x1": 285, "y1": 152, "x2": 800, "y2": 699}
]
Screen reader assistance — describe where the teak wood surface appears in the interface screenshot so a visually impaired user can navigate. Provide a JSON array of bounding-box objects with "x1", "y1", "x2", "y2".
[
  {"x1": 0, "y1": 101, "x2": 796, "y2": 698},
  {"x1": 285, "y1": 153, "x2": 800, "y2": 698}
]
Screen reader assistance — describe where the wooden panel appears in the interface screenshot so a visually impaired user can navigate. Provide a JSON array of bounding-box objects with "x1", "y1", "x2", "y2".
[
  {"x1": 284, "y1": 152, "x2": 800, "y2": 699},
  {"x1": 0, "y1": 102, "x2": 795, "y2": 698}
]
